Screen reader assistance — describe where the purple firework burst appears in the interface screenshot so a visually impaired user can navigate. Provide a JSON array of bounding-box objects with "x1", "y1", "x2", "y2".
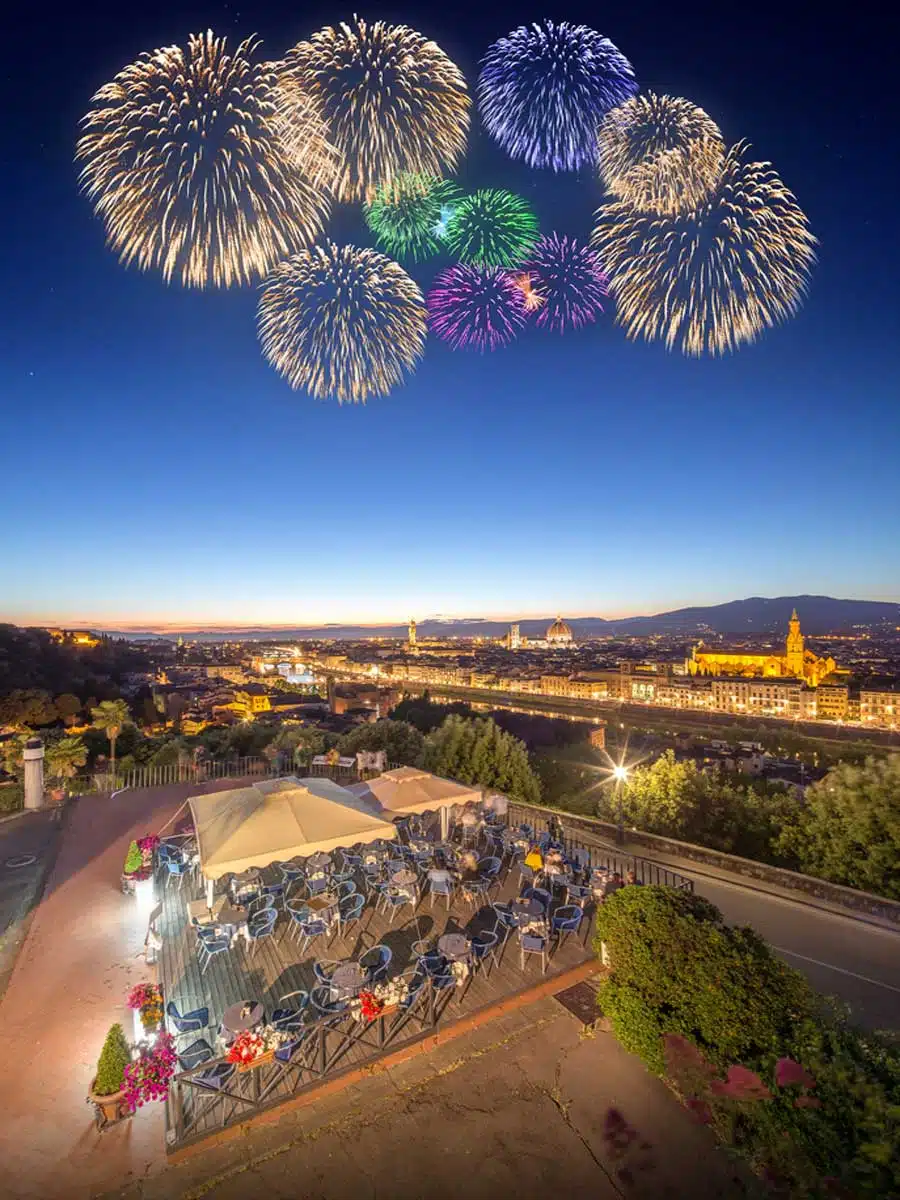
[
  {"x1": 477, "y1": 21, "x2": 637, "y2": 171},
  {"x1": 427, "y1": 265, "x2": 528, "y2": 351},
  {"x1": 523, "y1": 234, "x2": 609, "y2": 331}
]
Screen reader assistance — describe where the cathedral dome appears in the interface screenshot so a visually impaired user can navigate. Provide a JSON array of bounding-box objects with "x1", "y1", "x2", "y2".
[{"x1": 546, "y1": 616, "x2": 574, "y2": 644}]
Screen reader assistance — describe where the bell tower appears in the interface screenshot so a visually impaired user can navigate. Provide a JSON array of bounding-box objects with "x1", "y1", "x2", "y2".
[
  {"x1": 408, "y1": 618, "x2": 417, "y2": 649},
  {"x1": 785, "y1": 609, "x2": 805, "y2": 679}
]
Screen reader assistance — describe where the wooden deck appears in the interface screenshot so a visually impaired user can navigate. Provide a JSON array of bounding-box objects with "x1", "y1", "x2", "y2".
[{"x1": 158, "y1": 852, "x2": 595, "y2": 1149}]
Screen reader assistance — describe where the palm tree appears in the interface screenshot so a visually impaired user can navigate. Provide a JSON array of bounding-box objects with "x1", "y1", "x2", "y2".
[
  {"x1": 45, "y1": 737, "x2": 88, "y2": 792},
  {"x1": 91, "y1": 700, "x2": 130, "y2": 782}
]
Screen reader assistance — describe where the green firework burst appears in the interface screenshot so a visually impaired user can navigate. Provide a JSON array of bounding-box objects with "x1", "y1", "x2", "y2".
[
  {"x1": 364, "y1": 174, "x2": 464, "y2": 262},
  {"x1": 445, "y1": 188, "x2": 539, "y2": 267}
]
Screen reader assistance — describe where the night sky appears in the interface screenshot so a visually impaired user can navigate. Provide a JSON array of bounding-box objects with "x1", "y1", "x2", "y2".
[{"x1": 3, "y1": 0, "x2": 897, "y2": 627}]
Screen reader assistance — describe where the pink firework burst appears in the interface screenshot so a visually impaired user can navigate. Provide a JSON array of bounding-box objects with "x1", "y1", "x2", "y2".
[
  {"x1": 427, "y1": 265, "x2": 527, "y2": 351},
  {"x1": 523, "y1": 234, "x2": 609, "y2": 332}
]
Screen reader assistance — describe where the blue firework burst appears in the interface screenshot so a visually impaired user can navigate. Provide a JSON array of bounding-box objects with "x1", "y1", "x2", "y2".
[{"x1": 477, "y1": 21, "x2": 637, "y2": 171}]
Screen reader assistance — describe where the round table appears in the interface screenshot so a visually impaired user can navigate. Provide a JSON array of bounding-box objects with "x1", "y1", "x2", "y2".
[
  {"x1": 438, "y1": 932, "x2": 471, "y2": 961},
  {"x1": 222, "y1": 1000, "x2": 264, "y2": 1034},
  {"x1": 330, "y1": 963, "x2": 365, "y2": 999},
  {"x1": 512, "y1": 898, "x2": 543, "y2": 924},
  {"x1": 307, "y1": 852, "x2": 332, "y2": 871},
  {"x1": 391, "y1": 868, "x2": 418, "y2": 888}
]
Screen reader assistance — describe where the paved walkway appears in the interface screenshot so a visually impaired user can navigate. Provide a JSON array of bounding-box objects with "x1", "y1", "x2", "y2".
[
  {"x1": 105, "y1": 996, "x2": 748, "y2": 1200},
  {"x1": 0, "y1": 782, "x2": 240, "y2": 1200}
]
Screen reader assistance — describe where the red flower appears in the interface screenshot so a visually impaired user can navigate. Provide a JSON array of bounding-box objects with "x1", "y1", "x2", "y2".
[
  {"x1": 684, "y1": 1098, "x2": 713, "y2": 1124},
  {"x1": 775, "y1": 1057, "x2": 817, "y2": 1090},
  {"x1": 710, "y1": 1065, "x2": 772, "y2": 1101}
]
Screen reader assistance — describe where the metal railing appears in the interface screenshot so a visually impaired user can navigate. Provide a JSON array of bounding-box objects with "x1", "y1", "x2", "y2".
[
  {"x1": 167, "y1": 974, "x2": 448, "y2": 1149},
  {"x1": 505, "y1": 801, "x2": 694, "y2": 892}
]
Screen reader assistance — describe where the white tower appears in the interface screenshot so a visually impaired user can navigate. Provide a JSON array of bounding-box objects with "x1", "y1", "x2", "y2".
[
  {"x1": 508, "y1": 623, "x2": 521, "y2": 650},
  {"x1": 408, "y1": 618, "x2": 417, "y2": 649},
  {"x1": 23, "y1": 738, "x2": 45, "y2": 810}
]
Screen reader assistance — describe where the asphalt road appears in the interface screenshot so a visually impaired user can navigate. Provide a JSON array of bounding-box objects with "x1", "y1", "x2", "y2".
[{"x1": 624, "y1": 848, "x2": 900, "y2": 1032}]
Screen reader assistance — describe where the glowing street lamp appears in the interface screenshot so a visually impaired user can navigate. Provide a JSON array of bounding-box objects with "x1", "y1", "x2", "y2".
[{"x1": 612, "y1": 765, "x2": 629, "y2": 783}]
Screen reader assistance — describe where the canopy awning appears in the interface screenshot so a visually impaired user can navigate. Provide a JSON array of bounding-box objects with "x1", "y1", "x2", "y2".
[
  {"x1": 346, "y1": 766, "x2": 482, "y2": 816},
  {"x1": 189, "y1": 776, "x2": 398, "y2": 880}
]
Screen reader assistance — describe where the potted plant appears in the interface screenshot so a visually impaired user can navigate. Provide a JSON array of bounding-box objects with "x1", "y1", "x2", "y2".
[
  {"x1": 88, "y1": 1023, "x2": 132, "y2": 1125},
  {"x1": 127, "y1": 982, "x2": 164, "y2": 1042},
  {"x1": 122, "y1": 1033, "x2": 178, "y2": 1112}
]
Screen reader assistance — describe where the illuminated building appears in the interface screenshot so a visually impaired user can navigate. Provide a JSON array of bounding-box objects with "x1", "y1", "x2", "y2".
[
  {"x1": 589, "y1": 725, "x2": 607, "y2": 750},
  {"x1": 815, "y1": 683, "x2": 849, "y2": 721},
  {"x1": 860, "y1": 687, "x2": 899, "y2": 729},
  {"x1": 408, "y1": 618, "x2": 417, "y2": 650},
  {"x1": 688, "y1": 610, "x2": 836, "y2": 687},
  {"x1": 710, "y1": 677, "x2": 818, "y2": 719},
  {"x1": 526, "y1": 616, "x2": 578, "y2": 650},
  {"x1": 45, "y1": 628, "x2": 101, "y2": 648},
  {"x1": 507, "y1": 623, "x2": 521, "y2": 650}
]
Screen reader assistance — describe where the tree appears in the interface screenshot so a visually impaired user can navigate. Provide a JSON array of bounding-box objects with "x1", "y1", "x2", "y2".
[
  {"x1": 55, "y1": 693, "x2": 82, "y2": 726},
  {"x1": 166, "y1": 693, "x2": 188, "y2": 728},
  {"x1": 0, "y1": 689, "x2": 57, "y2": 730},
  {"x1": 776, "y1": 756, "x2": 900, "y2": 900},
  {"x1": 90, "y1": 699, "x2": 131, "y2": 779},
  {"x1": 337, "y1": 719, "x2": 424, "y2": 766},
  {"x1": 421, "y1": 715, "x2": 541, "y2": 804},
  {"x1": 139, "y1": 697, "x2": 160, "y2": 728},
  {"x1": 44, "y1": 737, "x2": 88, "y2": 787},
  {"x1": 390, "y1": 694, "x2": 473, "y2": 732}
]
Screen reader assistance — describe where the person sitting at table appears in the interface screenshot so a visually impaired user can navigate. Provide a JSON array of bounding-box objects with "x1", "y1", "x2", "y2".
[
  {"x1": 625, "y1": 869, "x2": 643, "y2": 887},
  {"x1": 523, "y1": 845, "x2": 544, "y2": 873},
  {"x1": 603, "y1": 872, "x2": 625, "y2": 900},
  {"x1": 458, "y1": 850, "x2": 481, "y2": 884}
]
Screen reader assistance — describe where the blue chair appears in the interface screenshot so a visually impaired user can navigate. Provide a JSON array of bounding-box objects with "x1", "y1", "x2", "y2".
[
  {"x1": 197, "y1": 930, "x2": 230, "y2": 973},
  {"x1": 247, "y1": 894, "x2": 275, "y2": 921},
  {"x1": 246, "y1": 910, "x2": 277, "y2": 959},
  {"x1": 566, "y1": 883, "x2": 592, "y2": 910},
  {"x1": 306, "y1": 874, "x2": 330, "y2": 897},
  {"x1": 177, "y1": 1039, "x2": 236, "y2": 1122},
  {"x1": 166, "y1": 1000, "x2": 209, "y2": 1035},
  {"x1": 571, "y1": 849, "x2": 592, "y2": 873},
  {"x1": 430, "y1": 969, "x2": 457, "y2": 1015},
  {"x1": 428, "y1": 874, "x2": 454, "y2": 910},
  {"x1": 417, "y1": 950, "x2": 447, "y2": 977},
  {"x1": 387, "y1": 859, "x2": 408, "y2": 876},
  {"x1": 461, "y1": 877, "x2": 490, "y2": 910},
  {"x1": 471, "y1": 930, "x2": 500, "y2": 977},
  {"x1": 339, "y1": 850, "x2": 362, "y2": 871},
  {"x1": 313, "y1": 959, "x2": 341, "y2": 988},
  {"x1": 359, "y1": 943, "x2": 392, "y2": 983},
  {"x1": 338, "y1": 893, "x2": 365, "y2": 937},
  {"x1": 551, "y1": 904, "x2": 583, "y2": 949},
  {"x1": 492, "y1": 900, "x2": 517, "y2": 947},
  {"x1": 283, "y1": 900, "x2": 311, "y2": 942},
  {"x1": 336, "y1": 880, "x2": 356, "y2": 900},
  {"x1": 165, "y1": 858, "x2": 189, "y2": 889},
  {"x1": 517, "y1": 863, "x2": 535, "y2": 889},
  {"x1": 378, "y1": 888, "x2": 413, "y2": 925},
  {"x1": 271, "y1": 990, "x2": 308, "y2": 1032},
  {"x1": 279, "y1": 863, "x2": 305, "y2": 895},
  {"x1": 262, "y1": 882, "x2": 285, "y2": 907},
  {"x1": 309, "y1": 986, "x2": 348, "y2": 1021},
  {"x1": 296, "y1": 916, "x2": 328, "y2": 957},
  {"x1": 521, "y1": 886, "x2": 552, "y2": 913},
  {"x1": 536, "y1": 831, "x2": 551, "y2": 851},
  {"x1": 478, "y1": 856, "x2": 502, "y2": 878},
  {"x1": 520, "y1": 932, "x2": 548, "y2": 974}
]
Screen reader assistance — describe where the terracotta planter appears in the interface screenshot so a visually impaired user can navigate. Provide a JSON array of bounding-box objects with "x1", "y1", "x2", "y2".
[{"x1": 88, "y1": 1077, "x2": 128, "y2": 1125}]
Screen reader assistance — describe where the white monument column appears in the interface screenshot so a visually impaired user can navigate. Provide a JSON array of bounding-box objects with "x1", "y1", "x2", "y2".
[{"x1": 23, "y1": 738, "x2": 45, "y2": 810}]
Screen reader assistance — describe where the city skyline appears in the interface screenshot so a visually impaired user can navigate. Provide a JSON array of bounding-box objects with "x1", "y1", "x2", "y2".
[{"x1": 2, "y1": 0, "x2": 897, "y2": 623}]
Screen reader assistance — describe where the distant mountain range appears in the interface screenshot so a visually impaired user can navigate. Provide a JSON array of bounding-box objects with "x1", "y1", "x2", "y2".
[{"x1": 94, "y1": 596, "x2": 900, "y2": 641}]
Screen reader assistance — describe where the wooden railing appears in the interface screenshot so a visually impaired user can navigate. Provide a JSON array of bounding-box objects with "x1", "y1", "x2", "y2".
[{"x1": 167, "y1": 974, "x2": 447, "y2": 1149}]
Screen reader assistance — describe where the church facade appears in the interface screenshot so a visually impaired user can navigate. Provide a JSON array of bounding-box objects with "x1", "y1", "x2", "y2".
[{"x1": 687, "y1": 610, "x2": 837, "y2": 687}]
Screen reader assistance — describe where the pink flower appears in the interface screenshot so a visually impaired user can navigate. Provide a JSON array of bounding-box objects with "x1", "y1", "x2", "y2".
[
  {"x1": 793, "y1": 1095, "x2": 822, "y2": 1109},
  {"x1": 775, "y1": 1057, "x2": 816, "y2": 1089},
  {"x1": 685, "y1": 1098, "x2": 713, "y2": 1124}
]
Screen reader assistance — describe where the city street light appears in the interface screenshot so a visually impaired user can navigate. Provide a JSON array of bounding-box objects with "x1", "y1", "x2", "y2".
[{"x1": 612, "y1": 764, "x2": 629, "y2": 782}]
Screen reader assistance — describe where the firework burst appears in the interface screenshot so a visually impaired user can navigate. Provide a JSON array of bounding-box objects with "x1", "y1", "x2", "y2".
[
  {"x1": 427, "y1": 266, "x2": 528, "y2": 351},
  {"x1": 282, "y1": 18, "x2": 469, "y2": 203},
  {"x1": 523, "y1": 235, "x2": 609, "y2": 332},
  {"x1": 445, "y1": 189, "x2": 539, "y2": 268},
  {"x1": 364, "y1": 174, "x2": 464, "y2": 262},
  {"x1": 512, "y1": 273, "x2": 545, "y2": 313},
  {"x1": 591, "y1": 143, "x2": 817, "y2": 355},
  {"x1": 258, "y1": 242, "x2": 427, "y2": 402},
  {"x1": 598, "y1": 92, "x2": 725, "y2": 215},
  {"x1": 477, "y1": 21, "x2": 637, "y2": 171},
  {"x1": 77, "y1": 31, "x2": 329, "y2": 288},
  {"x1": 269, "y1": 68, "x2": 342, "y2": 193}
]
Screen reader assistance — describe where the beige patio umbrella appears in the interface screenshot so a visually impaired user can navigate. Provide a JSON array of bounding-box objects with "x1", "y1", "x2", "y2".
[
  {"x1": 189, "y1": 776, "x2": 399, "y2": 901},
  {"x1": 347, "y1": 766, "x2": 482, "y2": 840}
]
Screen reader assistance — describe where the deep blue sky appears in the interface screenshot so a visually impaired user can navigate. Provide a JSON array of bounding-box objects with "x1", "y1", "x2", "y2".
[{"x1": 2, "y1": 0, "x2": 898, "y2": 627}]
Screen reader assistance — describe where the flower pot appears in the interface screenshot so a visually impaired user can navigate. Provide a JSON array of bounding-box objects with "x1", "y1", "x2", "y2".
[{"x1": 88, "y1": 1077, "x2": 128, "y2": 1125}]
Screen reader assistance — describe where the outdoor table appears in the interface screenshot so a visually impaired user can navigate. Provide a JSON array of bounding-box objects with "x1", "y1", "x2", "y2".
[
  {"x1": 307, "y1": 852, "x2": 332, "y2": 871},
  {"x1": 308, "y1": 893, "x2": 339, "y2": 928},
  {"x1": 390, "y1": 868, "x2": 418, "y2": 887},
  {"x1": 512, "y1": 897, "x2": 544, "y2": 924},
  {"x1": 330, "y1": 962, "x2": 365, "y2": 1000},
  {"x1": 230, "y1": 870, "x2": 260, "y2": 902},
  {"x1": 188, "y1": 895, "x2": 226, "y2": 925},
  {"x1": 222, "y1": 1000, "x2": 264, "y2": 1035},
  {"x1": 437, "y1": 933, "x2": 471, "y2": 962}
]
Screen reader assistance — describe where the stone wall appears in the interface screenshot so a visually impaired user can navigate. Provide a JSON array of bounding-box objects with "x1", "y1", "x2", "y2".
[{"x1": 511, "y1": 801, "x2": 900, "y2": 929}]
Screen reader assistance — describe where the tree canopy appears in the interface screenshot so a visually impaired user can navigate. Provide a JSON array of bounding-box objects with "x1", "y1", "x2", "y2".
[
  {"x1": 777, "y1": 756, "x2": 900, "y2": 899},
  {"x1": 421, "y1": 714, "x2": 541, "y2": 803},
  {"x1": 337, "y1": 719, "x2": 424, "y2": 766}
]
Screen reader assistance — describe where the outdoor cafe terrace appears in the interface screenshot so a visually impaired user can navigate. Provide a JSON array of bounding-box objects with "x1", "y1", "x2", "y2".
[{"x1": 154, "y1": 776, "x2": 693, "y2": 1151}]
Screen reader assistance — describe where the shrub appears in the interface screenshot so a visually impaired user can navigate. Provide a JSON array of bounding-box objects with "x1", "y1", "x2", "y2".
[
  {"x1": 123, "y1": 840, "x2": 142, "y2": 875},
  {"x1": 94, "y1": 1024, "x2": 131, "y2": 1096},
  {"x1": 596, "y1": 885, "x2": 900, "y2": 1196}
]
